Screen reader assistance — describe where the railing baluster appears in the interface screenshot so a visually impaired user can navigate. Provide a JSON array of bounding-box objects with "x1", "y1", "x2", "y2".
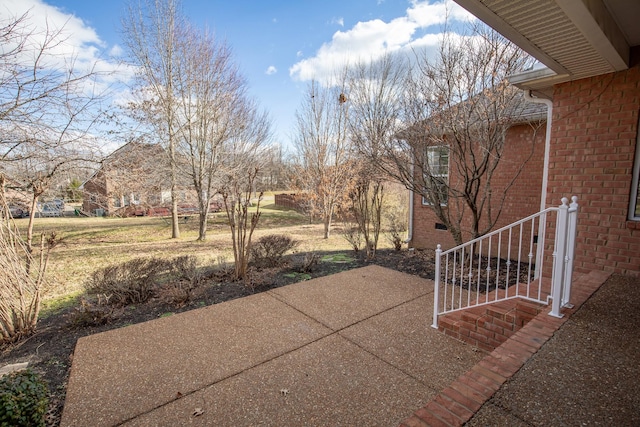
[
  {"x1": 507, "y1": 228, "x2": 513, "y2": 296},
  {"x1": 496, "y1": 231, "x2": 502, "y2": 300},
  {"x1": 472, "y1": 242, "x2": 478, "y2": 305},
  {"x1": 459, "y1": 248, "x2": 470, "y2": 305},
  {"x1": 444, "y1": 252, "x2": 450, "y2": 311},
  {"x1": 451, "y1": 250, "x2": 457, "y2": 311},
  {"x1": 528, "y1": 216, "x2": 535, "y2": 292},
  {"x1": 485, "y1": 235, "x2": 497, "y2": 302},
  {"x1": 517, "y1": 223, "x2": 523, "y2": 297}
]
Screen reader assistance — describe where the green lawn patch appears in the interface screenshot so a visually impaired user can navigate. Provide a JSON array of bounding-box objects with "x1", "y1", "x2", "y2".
[{"x1": 321, "y1": 253, "x2": 355, "y2": 263}]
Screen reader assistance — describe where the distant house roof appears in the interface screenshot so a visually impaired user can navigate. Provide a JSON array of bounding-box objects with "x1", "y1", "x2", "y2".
[
  {"x1": 401, "y1": 88, "x2": 547, "y2": 140},
  {"x1": 81, "y1": 141, "x2": 166, "y2": 188}
]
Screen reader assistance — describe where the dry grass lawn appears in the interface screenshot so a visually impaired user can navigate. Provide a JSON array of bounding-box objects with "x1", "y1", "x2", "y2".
[{"x1": 17, "y1": 198, "x2": 385, "y2": 314}]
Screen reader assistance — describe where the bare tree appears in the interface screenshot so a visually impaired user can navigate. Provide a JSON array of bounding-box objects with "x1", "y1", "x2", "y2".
[
  {"x1": 349, "y1": 166, "x2": 384, "y2": 259},
  {"x1": 219, "y1": 104, "x2": 271, "y2": 280},
  {"x1": 292, "y1": 79, "x2": 355, "y2": 239},
  {"x1": 256, "y1": 144, "x2": 287, "y2": 192},
  {"x1": 0, "y1": 10, "x2": 108, "y2": 255},
  {"x1": 173, "y1": 25, "x2": 249, "y2": 240},
  {"x1": 122, "y1": 0, "x2": 185, "y2": 238},
  {"x1": 346, "y1": 53, "x2": 408, "y2": 257},
  {"x1": 361, "y1": 24, "x2": 538, "y2": 245},
  {"x1": 221, "y1": 168, "x2": 262, "y2": 282}
]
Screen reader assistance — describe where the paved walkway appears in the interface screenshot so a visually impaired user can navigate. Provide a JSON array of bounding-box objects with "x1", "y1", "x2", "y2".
[
  {"x1": 400, "y1": 270, "x2": 639, "y2": 426},
  {"x1": 61, "y1": 265, "x2": 485, "y2": 426},
  {"x1": 466, "y1": 273, "x2": 640, "y2": 426}
]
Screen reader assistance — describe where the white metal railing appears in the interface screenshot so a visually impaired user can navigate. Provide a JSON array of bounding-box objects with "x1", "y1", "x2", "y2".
[{"x1": 431, "y1": 196, "x2": 578, "y2": 329}]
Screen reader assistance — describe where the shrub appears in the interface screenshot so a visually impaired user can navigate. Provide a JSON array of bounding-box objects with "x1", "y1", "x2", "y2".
[
  {"x1": 250, "y1": 234, "x2": 298, "y2": 268},
  {"x1": 302, "y1": 251, "x2": 320, "y2": 272},
  {"x1": 86, "y1": 258, "x2": 169, "y2": 306},
  {"x1": 342, "y1": 225, "x2": 363, "y2": 253},
  {"x1": 0, "y1": 369, "x2": 48, "y2": 427},
  {"x1": 242, "y1": 268, "x2": 277, "y2": 293},
  {"x1": 167, "y1": 255, "x2": 200, "y2": 284},
  {"x1": 69, "y1": 297, "x2": 115, "y2": 327},
  {"x1": 384, "y1": 210, "x2": 407, "y2": 251},
  {"x1": 162, "y1": 256, "x2": 202, "y2": 306},
  {"x1": 291, "y1": 249, "x2": 322, "y2": 276},
  {"x1": 210, "y1": 256, "x2": 234, "y2": 281},
  {"x1": 1, "y1": 179, "x2": 59, "y2": 343}
]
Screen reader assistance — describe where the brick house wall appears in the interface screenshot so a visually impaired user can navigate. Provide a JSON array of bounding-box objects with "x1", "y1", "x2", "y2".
[
  {"x1": 548, "y1": 65, "x2": 640, "y2": 276},
  {"x1": 82, "y1": 170, "x2": 109, "y2": 214},
  {"x1": 411, "y1": 122, "x2": 547, "y2": 251}
]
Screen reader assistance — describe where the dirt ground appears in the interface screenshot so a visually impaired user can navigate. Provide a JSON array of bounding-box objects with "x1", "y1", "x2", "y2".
[{"x1": 0, "y1": 248, "x2": 436, "y2": 427}]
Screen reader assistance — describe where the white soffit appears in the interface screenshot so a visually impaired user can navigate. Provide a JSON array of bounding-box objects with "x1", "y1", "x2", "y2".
[{"x1": 454, "y1": 0, "x2": 636, "y2": 88}]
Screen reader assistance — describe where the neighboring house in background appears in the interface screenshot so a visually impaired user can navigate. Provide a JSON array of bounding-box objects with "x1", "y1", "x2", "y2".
[
  {"x1": 82, "y1": 141, "x2": 224, "y2": 216},
  {"x1": 82, "y1": 141, "x2": 173, "y2": 216},
  {"x1": 439, "y1": 0, "x2": 640, "y2": 276},
  {"x1": 409, "y1": 96, "x2": 548, "y2": 250}
]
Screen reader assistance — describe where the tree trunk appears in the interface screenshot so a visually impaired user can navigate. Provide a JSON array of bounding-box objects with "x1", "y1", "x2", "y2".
[
  {"x1": 323, "y1": 215, "x2": 331, "y2": 239},
  {"x1": 197, "y1": 204, "x2": 210, "y2": 241},
  {"x1": 169, "y1": 139, "x2": 180, "y2": 239}
]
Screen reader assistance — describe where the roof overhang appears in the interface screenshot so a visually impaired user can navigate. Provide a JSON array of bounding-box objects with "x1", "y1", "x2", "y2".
[{"x1": 454, "y1": 0, "x2": 640, "y2": 91}]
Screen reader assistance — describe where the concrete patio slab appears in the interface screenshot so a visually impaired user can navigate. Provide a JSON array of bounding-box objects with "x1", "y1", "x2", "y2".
[
  {"x1": 270, "y1": 264, "x2": 431, "y2": 330},
  {"x1": 61, "y1": 266, "x2": 483, "y2": 427},
  {"x1": 122, "y1": 334, "x2": 437, "y2": 427},
  {"x1": 340, "y1": 295, "x2": 485, "y2": 389},
  {"x1": 61, "y1": 292, "x2": 332, "y2": 427}
]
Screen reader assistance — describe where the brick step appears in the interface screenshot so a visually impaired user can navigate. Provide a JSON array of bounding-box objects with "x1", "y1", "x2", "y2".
[{"x1": 438, "y1": 298, "x2": 546, "y2": 352}]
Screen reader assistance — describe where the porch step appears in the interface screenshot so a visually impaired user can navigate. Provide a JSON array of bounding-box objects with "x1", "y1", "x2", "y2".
[{"x1": 438, "y1": 299, "x2": 546, "y2": 352}]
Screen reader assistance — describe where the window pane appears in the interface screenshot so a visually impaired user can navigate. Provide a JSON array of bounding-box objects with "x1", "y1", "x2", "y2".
[{"x1": 423, "y1": 146, "x2": 449, "y2": 206}]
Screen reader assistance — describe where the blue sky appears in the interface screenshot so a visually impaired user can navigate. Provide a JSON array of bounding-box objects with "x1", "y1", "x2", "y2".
[{"x1": 1, "y1": 0, "x2": 474, "y2": 151}]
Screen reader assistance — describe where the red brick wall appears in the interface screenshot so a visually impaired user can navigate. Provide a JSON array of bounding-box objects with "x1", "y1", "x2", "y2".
[
  {"x1": 411, "y1": 123, "x2": 546, "y2": 251},
  {"x1": 549, "y1": 66, "x2": 640, "y2": 276},
  {"x1": 82, "y1": 170, "x2": 109, "y2": 214}
]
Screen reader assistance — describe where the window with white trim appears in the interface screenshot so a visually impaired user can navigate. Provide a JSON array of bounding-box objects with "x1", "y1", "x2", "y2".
[
  {"x1": 422, "y1": 146, "x2": 449, "y2": 206},
  {"x1": 629, "y1": 115, "x2": 640, "y2": 220}
]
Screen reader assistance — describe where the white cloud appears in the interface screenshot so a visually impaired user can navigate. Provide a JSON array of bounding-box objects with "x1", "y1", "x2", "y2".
[
  {"x1": 330, "y1": 17, "x2": 344, "y2": 27},
  {"x1": 289, "y1": 0, "x2": 474, "y2": 84},
  {"x1": 265, "y1": 65, "x2": 277, "y2": 75},
  {"x1": 109, "y1": 44, "x2": 123, "y2": 58},
  {"x1": 1, "y1": 0, "x2": 125, "y2": 80}
]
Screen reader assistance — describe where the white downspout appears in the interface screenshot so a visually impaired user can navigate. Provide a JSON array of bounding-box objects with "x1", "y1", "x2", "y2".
[
  {"x1": 524, "y1": 90, "x2": 553, "y2": 211},
  {"x1": 524, "y1": 90, "x2": 553, "y2": 279},
  {"x1": 405, "y1": 187, "x2": 414, "y2": 244},
  {"x1": 404, "y1": 161, "x2": 414, "y2": 245}
]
